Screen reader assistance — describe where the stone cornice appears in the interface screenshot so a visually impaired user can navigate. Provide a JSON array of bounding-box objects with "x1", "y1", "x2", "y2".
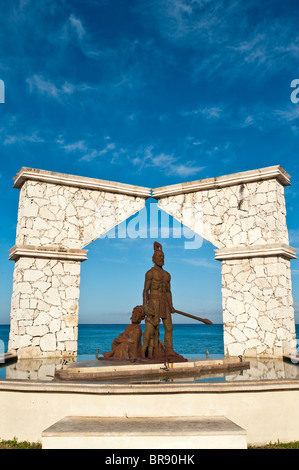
[
  {"x1": 13, "y1": 167, "x2": 152, "y2": 198},
  {"x1": 153, "y1": 165, "x2": 291, "y2": 199},
  {"x1": 9, "y1": 245, "x2": 88, "y2": 262},
  {"x1": 214, "y1": 244, "x2": 297, "y2": 261}
]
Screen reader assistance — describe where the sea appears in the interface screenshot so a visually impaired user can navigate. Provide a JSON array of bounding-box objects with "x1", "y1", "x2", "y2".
[{"x1": 0, "y1": 323, "x2": 298, "y2": 358}]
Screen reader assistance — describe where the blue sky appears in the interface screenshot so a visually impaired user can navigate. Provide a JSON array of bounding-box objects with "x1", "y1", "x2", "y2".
[{"x1": 0, "y1": 0, "x2": 299, "y2": 324}]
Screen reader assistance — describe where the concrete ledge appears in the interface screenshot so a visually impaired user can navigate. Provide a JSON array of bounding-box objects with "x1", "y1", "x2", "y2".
[
  {"x1": 1, "y1": 378, "x2": 299, "y2": 394},
  {"x1": 55, "y1": 357, "x2": 250, "y2": 382},
  {"x1": 13, "y1": 167, "x2": 152, "y2": 198},
  {"x1": 153, "y1": 165, "x2": 291, "y2": 198},
  {"x1": 214, "y1": 243, "x2": 297, "y2": 261},
  {"x1": 42, "y1": 416, "x2": 247, "y2": 449},
  {"x1": 1, "y1": 379, "x2": 299, "y2": 445},
  {"x1": 8, "y1": 245, "x2": 88, "y2": 262}
]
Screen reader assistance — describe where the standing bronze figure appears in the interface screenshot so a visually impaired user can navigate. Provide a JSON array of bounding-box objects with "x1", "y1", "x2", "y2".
[
  {"x1": 98, "y1": 241, "x2": 212, "y2": 364},
  {"x1": 142, "y1": 242, "x2": 185, "y2": 361}
]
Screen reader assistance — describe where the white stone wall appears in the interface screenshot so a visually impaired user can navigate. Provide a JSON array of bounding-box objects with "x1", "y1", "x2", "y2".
[
  {"x1": 16, "y1": 180, "x2": 146, "y2": 250},
  {"x1": 9, "y1": 176, "x2": 148, "y2": 358},
  {"x1": 8, "y1": 168, "x2": 296, "y2": 359},
  {"x1": 158, "y1": 179, "x2": 289, "y2": 249},
  {"x1": 157, "y1": 177, "x2": 296, "y2": 358},
  {"x1": 222, "y1": 256, "x2": 296, "y2": 358},
  {"x1": 9, "y1": 257, "x2": 81, "y2": 358}
]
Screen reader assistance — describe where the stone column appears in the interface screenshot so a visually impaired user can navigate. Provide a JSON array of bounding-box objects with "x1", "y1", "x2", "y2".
[
  {"x1": 8, "y1": 246, "x2": 86, "y2": 359},
  {"x1": 215, "y1": 245, "x2": 297, "y2": 358}
]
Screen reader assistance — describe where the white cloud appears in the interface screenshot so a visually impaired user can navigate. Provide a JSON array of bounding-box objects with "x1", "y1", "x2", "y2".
[
  {"x1": 131, "y1": 145, "x2": 205, "y2": 177},
  {"x1": 81, "y1": 142, "x2": 116, "y2": 162},
  {"x1": 58, "y1": 137, "x2": 118, "y2": 163},
  {"x1": 182, "y1": 257, "x2": 218, "y2": 269},
  {"x1": 26, "y1": 74, "x2": 95, "y2": 102},
  {"x1": 27, "y1": 75, "x2": 60, "y2": 99},
  {"x1": 180, "y1": 105, "x2": 226, "y2": 120},
  {"x1": 62, "y1": 140, "x2": 88, "y2": 152},
  {"x1": 3, "y1": 131, "x2": 44, "y2": 145},
  {"x1": 140, "y1": 0, "x2": 299, "y2": 81},
  {"x1": 69, "y1": 14, "x2": 86, "y2": 40}
]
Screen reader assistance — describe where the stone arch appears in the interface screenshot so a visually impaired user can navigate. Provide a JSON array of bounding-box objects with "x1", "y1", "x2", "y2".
[
  {"x1": 8, "y1": 168, "x2": 151, "y2": 358},
  {"x1": 153, "y1": 165, "x2": 297, "y2": 358},
  {"x1": 7, "y1": 165, "x2": 297, "y2": 359}
]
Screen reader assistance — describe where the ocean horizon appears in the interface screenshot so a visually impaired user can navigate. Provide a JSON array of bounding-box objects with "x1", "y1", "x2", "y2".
[{"x1": 1, "y1": 323, "x2": 298, "y2": 358}]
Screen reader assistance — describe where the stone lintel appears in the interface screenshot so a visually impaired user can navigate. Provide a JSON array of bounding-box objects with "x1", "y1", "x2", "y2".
[
  {"x1": 214, "y1": 244, "x2": 297, "y2": 261},
  {"x1": 153, "y1": 165, "x2": 291, "y2": 199},
  {"x1": 13, "y1": 167, "x2": 152, "y2": 198},
  {"x1": 9, "y1": 245, "x2": 88, "y2": 262}
]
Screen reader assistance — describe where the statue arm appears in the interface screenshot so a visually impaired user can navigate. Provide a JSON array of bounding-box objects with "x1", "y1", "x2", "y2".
[
  {"x1": 166, "y1": 280, "x2": 175, "y2": 313},
  {"x1": 143, "y1": 270, "x2": 152, "y2": 307}
]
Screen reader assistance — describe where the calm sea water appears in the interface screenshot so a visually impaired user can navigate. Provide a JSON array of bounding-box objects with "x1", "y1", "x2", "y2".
[{"x1": 1, "y1": 324, "x2": 299, "y2": 358}]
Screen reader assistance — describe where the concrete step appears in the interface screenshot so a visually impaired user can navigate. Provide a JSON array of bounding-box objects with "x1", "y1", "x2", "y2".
[{"x1": 42, "y1": 415, "x2": 247, "y2": 449}]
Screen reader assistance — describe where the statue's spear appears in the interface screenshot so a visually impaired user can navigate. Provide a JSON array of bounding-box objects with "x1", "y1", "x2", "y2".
[{"x1": 173, "y1": 309, "x2": 213, "y2": 325}]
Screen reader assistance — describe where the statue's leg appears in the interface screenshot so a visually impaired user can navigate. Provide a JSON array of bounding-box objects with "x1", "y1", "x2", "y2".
[
  {"x1": 162, "y1": 315, "x2": 174, "y2": 353},
  {"x1": 142, "y1": 321, "x2": 155, "y2": 358}
]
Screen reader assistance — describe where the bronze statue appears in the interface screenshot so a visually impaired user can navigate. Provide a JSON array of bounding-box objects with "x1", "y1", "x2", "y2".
[
  {"x1": 99, "y1": 241, "x2": 212, "y2": 364},
  {"x1": 102, "y1": 306, "x2": 145, "y2": 362},
  {"x1": 142, "y1": 242, "x2": 185, "y2": 361}
]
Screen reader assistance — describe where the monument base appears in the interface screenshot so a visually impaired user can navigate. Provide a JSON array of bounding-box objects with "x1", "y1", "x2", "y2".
[
  {"x1": 54, "y1": 357, "x2": 250, "y2": 382},
  {"x1": 99, "y1": 351, "x2": 188, "y2": 365}
]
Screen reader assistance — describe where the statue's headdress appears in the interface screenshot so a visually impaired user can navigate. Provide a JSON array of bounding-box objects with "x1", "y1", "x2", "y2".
[{"x1": 152, "y1": 241, "x2": 164, "y2": 263}]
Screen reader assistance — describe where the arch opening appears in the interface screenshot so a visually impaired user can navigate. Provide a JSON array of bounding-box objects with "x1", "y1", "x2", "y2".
[{"x1": 78, "y1": 198, "x2": 223, "y2": 358}]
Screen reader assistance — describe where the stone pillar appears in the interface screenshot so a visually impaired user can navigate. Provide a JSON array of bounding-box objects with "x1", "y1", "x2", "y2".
[
  {"x1": 215, "y1": 245, "x2": 297, "y2": 358},
  {"x1": 8, "y1": 167, "x2": 151, "y2": 358},
  {"x1": 8, "y1": 247, "x2": 86, "y2": 359}
]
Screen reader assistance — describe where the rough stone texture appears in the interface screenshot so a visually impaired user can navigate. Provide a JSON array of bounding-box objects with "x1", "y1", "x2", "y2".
[
  {"x1": 16, "y1": 180, "x2": 146, "y2": 249},
  {"x1": 158, "y1": 178, "x2": 297, "y2": 358},
  {"x1": 221, "y1": 256, "x2": 296, "y2": 358},
  {"x1": 9, "y1": 177, "x2": 148, "y2": 358},
  {"x1": 158, "y1": 179, "x2": 289, "y2": 249},
  {"x1": 8, "y1": 257, "x2": 81, "y2": 358},
  {"x1": 8, "y1": 168, "x2": 297, "y2": 359}
]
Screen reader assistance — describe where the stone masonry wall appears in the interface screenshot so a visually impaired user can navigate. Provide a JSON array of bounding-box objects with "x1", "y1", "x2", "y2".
[
  {"x1": 157, "y1": 177, "x2": 297, "y2": 358},
  {"x1": 9, "y1": 167, "x2": 297, "y2": 359},
  {"x1": 222, "y1": 256, "x2": 296, "y2": 358},
  {"x1": 16, "y1": 180, "x2": 146, "y2": 250},
  {"x1": 9, "y1": 175, "x2": 148, "y2": 358},
  {"x1": 9, "y1": 257, "x2": 81, "y2": 358},
  {"x1": 158, "y1": 179, "x2": 289, "y2": 249}
]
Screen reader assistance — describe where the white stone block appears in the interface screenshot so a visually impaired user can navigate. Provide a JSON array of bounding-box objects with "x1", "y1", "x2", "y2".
[
  {"x1": 23, "y1": 269, "x2": 45, "y2": 282},
  {"x1": 226, "y1": 298, "x2": 245, "y2": 316},
  {"x1": 231, "y1": 327, "x2": 247, "y2": 343},
  {"x1": 65, "y1": 286, "x2": 80, "y2": 300},
  {"x1": 33, "y1": 281, "x2": 52, "y2": 293},
  {"x1": 26, "y1": 325, "x2": 49, "y2": 337},
  {"x1": 57, "y1": 327, "x2": 75, "y2": 342},
  {"x1": 34, "y1": 312, "x2": 52, "y2": 326},
  {"x1": 227, "y1": 342, "x2": 245, "y2": 356},
  {"x1": 40, "y1": 333, "x2": 57, "y2": 352},
  {"x1": 44, "y1": 287, "x2": 62, "y2": 306}
]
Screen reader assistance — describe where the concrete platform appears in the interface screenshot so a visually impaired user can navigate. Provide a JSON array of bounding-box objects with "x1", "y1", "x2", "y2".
[
  {"x1": 42, "y1": 415, "x2": 247, "y2": 449},
  {"x1": 54, "y1": 357, "x2": 250, "y2": 382}
]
